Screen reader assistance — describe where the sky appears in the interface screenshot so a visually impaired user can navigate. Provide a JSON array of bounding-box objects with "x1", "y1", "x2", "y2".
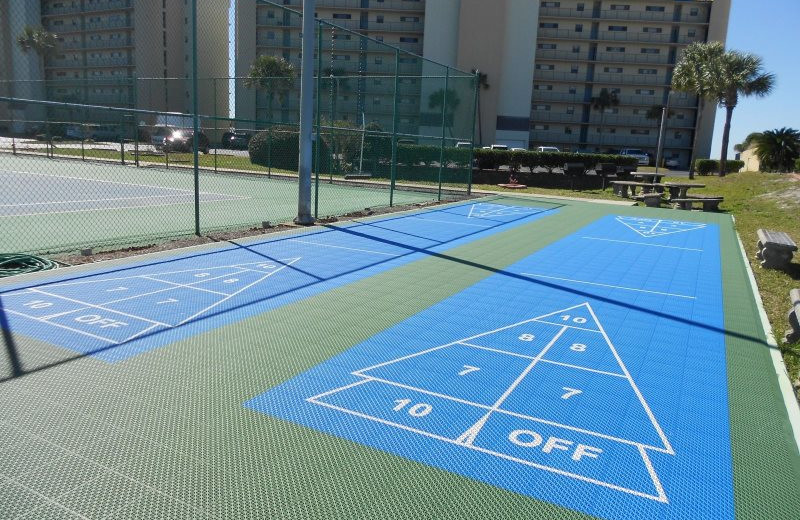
[{"x1": 709, "y1": 0, "x2": 800, "y2": 158}]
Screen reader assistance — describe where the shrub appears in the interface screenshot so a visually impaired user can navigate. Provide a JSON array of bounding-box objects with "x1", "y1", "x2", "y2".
[
  {"x1": 472, "y1": 149, "x2": 637, "y2": 172},
  {"x1": 795, "y1": 158, "x2": 800, "y2": 172},
  {"x1": 694, "y1": 159, "x2": 745, "y2": 175},
  {"x1": 249, "y1": 126, "x2": 331, "y2": 171}
]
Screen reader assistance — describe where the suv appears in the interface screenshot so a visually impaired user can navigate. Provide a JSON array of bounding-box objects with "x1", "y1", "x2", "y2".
[
  {"x1": 222, "y1": 130, "x2": 253, "y2": 150},
  {"x1": 536, "y1": 146, "x2": 561, "y2": 153},
  {"x1": 619, "y1": 148, "x2": 650, "y2": 165}
]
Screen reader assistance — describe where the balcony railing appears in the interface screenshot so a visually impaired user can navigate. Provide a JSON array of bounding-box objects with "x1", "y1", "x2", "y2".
[
  {"x1": 530, "y1": 112, "x2": 584, "y2": 124},
  {"x1": 598, "y1": 9, "x2": 675, "y2": 22},
  {"x1": 535, "y1": 50, "x2": 591, "y2": 61},
  {"x1": 314, "y1": 0, "x2": 425, "y2": 10},
  {"x1": 364, "y1": 21, "x2": 424, "y2": 32},
  {"x1": 531, "y1": 90, "x2": 698, "y2": 109},
  {"x1": 85, "y1": 19, "x2": 133, "y2": 31},
  {"x1": 43, "y1": 0, "x2": 132, "y2": 16},
  {"x1": 532, "y1": 91, "x2": 586, "y2": 103},
  {"x1": 537, "y1": 28, "x2": 592, "y2": 40},
  {"x1": 596, "y1": 31, "x2": 672, "y2": 43},
  {"x1": 531, "y1": 131, "x2": 580, "y2": 144},
  {"x1": 533, "y1": 70, "x2": 584, "y2": 82},
  {"x1": 257, "y1": 17, "x2": 301, "y2": 28},
  {"x1": 538, "y1": 7, "x2": 594, "y2": 19},
  {"x1": 593, "y1": 73, "x2": 668, "y2": 86},
  {"x1": 595, "y1": 52, "x2": 671, "y2": 65},
  {"x1": 86, "y1": 57, "x2": 134, "y2": 67},
  {"x1": 60, "y1": 38, "x2": 134, "y2": 50}
]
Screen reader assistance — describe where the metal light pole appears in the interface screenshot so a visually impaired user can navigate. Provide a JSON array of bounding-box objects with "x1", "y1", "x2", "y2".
[
  {"x1": 295, "y1": 0, "x2": 316, "y2": 225},
  {"x1": 655, "y1": 90, "x2": 671, "y2": 174}
]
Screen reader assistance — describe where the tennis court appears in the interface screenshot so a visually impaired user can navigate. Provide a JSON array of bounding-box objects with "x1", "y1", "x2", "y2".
[
  {"x1": 1, "y1": 196, "x2": 798, "y2": 519},
  {"x1": 0, "y1": 153, "x2": 444, "y2": 254}
]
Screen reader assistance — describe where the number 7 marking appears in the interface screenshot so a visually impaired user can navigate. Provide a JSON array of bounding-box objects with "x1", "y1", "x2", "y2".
[
  {"x1": 561, "y1": 387, "x2": 582, "y2": 400},
  {"x1": 458, "y1": 365, "x2": 480, "y2": 376}
]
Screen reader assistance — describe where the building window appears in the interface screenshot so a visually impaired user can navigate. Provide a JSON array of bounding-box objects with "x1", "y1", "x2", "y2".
[
  {"x1": 631, "y1": 129, "x2": 651, "y2": 135},
  {"x1": 687, "y1": 29, "x2": 697, "y2": 37},
  {"x1": 570, "y1": 65, "x2": 579, "y2": 73},
  {"x1": 332, "y1": 13, "x2": 351, "y2": 19},
  {"x1": 541, "y1": 2, "x2": 560, "y2": 7},
  {"x1": 608, "y1": 26, "x2": 627, "y2": 31},
  {"x1": 576, "y1": 3, "x2": 584, "y2": 11},
  {"x1": 533, "y1": 124, "x2": 549, "y2": 130},
  {"x1": 532, "y1": 105, "x2": 551, "y2": 111},
  {"x1": 610, "y1": 88, "x2": 620, "y2": 94},
  {"x1": 606, "y1": 46, "x2": 625, "y2": 52},
  {"x1": 572, "y1": 45, "x2": 580, "y2": 53},
  {"x1": 332, "y1": 54, "x2": 350, "y2": 61},
  {"x1": 645, "y1": 5, "x2": 665, "y2": 11},
  {"x1": 568, "y1": 87, "x2": 577, "y2": 94},
  {"x1": 538, "y1": 43, "x2": 556, "y2": 49},
  {"x1": 641, "y1": 48, "x2": 660, "y2": 54},
  {"x1": 534, "y1": 84, "x2": 553, "y2": 90},
  {"x1": 690, "y1": 8, "x2": 699, "y2": 16},
  {"x1": 540, "y1": 23, "x2": 558, "y2": 29},
  {"x1": 399, "y1": 37, "x2": 418, "y2": 43},
  {"x1": 643, "y1": 27, "x2": 663, "y2": 33},
  {"x1": 399, "y1": 16, "x2": 419, "y2": 22},
  {"x1": 535, "y1": 64, "x2": 555, "y2": 70},
  {"x1": 575, "y1": 24, "x2": 583, "y2": 32},
  {"x1": 566, "y1": 106, "x2": 574, "y2": 114},
  {"x1": 636, "y1": 88, "x2": 655, "y2": 95},
  {"x1": 638, "y1": 68, "x2": 657, "y2": 75},
  {"x1": 604, "y1": 67, "x2": 623, "y2": 73},
  {"x1": 610, "y1": 4, "x2": 630, "y2": 10},
  {"x1": 565, "y1": 127, "x2": 573, "y2": 134}
]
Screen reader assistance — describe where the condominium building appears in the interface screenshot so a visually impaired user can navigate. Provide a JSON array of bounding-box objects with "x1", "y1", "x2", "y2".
[
  {"x1": 238, "y1": 0, "x2": 730, "y2": 167},
  {"x1": 0, "y1": 0, "x2": 228, "y2": 126},
  {"x1": 235, "y1": 0, "x2": 427, "y2": 134}
]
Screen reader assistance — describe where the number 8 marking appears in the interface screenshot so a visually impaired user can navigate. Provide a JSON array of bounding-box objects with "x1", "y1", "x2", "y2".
[
  {"x1": 570, "y1": 343, "x2": 587, "y2": 352},
  {"x1": 518, "y1": 334, "x2": 535, "y2": 341}
]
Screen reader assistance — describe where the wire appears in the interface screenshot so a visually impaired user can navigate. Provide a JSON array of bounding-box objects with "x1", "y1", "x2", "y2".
[{"x1": 0, "y1": 254, "x2": 59, "y2": 278}]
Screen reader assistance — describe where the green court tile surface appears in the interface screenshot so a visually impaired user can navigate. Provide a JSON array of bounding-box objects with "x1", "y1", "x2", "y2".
[{"x1": 0, "y1": 195, "x2": 798, "y2": 519}]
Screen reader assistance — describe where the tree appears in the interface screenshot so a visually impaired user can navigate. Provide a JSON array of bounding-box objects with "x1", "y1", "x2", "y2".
[
  {"x1": 673, "y1": 42, "x2": 774, "y2": 176},
  {"x1": 733, "y1": 131, "x2": 762, "y2": 153},
  {"x1": 470, "y1": 69, "x2": 489, "y2": 145},
  {"x1": 591, "y1": 88, "x2": 619, "y2": 148},
  {"x1": 321, "y1": 67, "x2": 352, "y2": 121},
  {"x1": 16, "y1": 25, "x2": 58, "y2": 74},
  {"x1": 428, "y1": 88, "x2": 461, "y2": 137},
  {"x1": 321, "y1": 118, "x2": 360, "y2": 174},
  {"x1": 244, "y1": 55, "x2": 296, "y2": 124},
  {"x1": 752, "y1": 127, "x2": 800, "y2": 173}
]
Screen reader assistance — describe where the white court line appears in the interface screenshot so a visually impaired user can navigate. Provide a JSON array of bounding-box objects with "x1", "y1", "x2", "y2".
[
  {"x1": 4, "y1": 308, "x2": 117, "y2": 344},
  {"x1": 290, "y1": 239, "x2": 400, "y2": 257},
  {"x1": 456, "y1": 326, "x2": 569, "y2": 446},
  {"x1": 585, "y1": 304, "x2": 674, "y2": 455},
  {"x1": 538, "y1": 358, "x2": 627, "y2": 378},
  {"x1": 638, "y1": 445, "x2": 669, "y2": 503},
  {"x1": 350, "y1": 374, "x2": 668, "y2": 453},
  {"x1": 0, "y1": 196, "x2": 247, "y2": 219},
  {"x1": 458, "y1": 341, "x2": 537, "y2": 360},
  {"x1": 28, "y1": 288, "x2": 171, "y2": 327},
  {"x1": 407, "y1": 216, "x2": 492, "y2": 228},
  {"x1": 520, "y1": 273, "x2": 696, "y2": 300},
  {"x1": 0, "y1": 193, "x2": 204, "y2": 209},
  {"x1": 581, "y1": 236, "x2": 703, "y2": 252},
  {"x1": 0, "y1": 168, "x2": 242, "y2": 198},
  {"x1": 175, "y1": 257, "x2": 301, "y2": 325},
  {"x1": 307, "y1": 397, "x2": 666, "y2": 502}
]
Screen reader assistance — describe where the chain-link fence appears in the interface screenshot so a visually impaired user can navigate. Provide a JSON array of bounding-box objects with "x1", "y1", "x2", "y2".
[{"x1": 0, "y1": 0, "x2": 478, "y2": 255}]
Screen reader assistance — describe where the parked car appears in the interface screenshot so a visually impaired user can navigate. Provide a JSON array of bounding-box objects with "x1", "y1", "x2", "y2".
[
  {"x1": 619, "y1": 148, "x2": 650, "y2": 165},
  {"x1": 91, "y1": 125, "x2": 122, "y2": 143},
  {"x1": 455, "y1": 141, "x2": 472, "y2": 149},
  {"x1": 536, "y1": 146, "x2": 561, "y2": 153},
  {"x1": 150, "y1": 126, "x2": 173, "y2": 149},
  {"x1": 64, "y1": 125, "x2": 96, "y2": 140},
  {"x1": 511, "y1": 147, "x2": 527, "y2": 152},
  {"x1": 162, "y1": 128, "x2": 210, "y2": 154},
  {"x1": 665, "y1": 158, "x2": 681, "y2": 168},
  {"x1": 223, "y1": 130, "x2": 253, "y2": 150},
  {"x1": 481, "y1": 144, "x2": 509, "y2": 150}
]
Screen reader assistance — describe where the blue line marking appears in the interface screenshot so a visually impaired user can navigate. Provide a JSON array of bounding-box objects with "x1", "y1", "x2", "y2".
[
  {"x1": 0, "y1": 201, "x2": 555, "y2": 362},
  {"x1": 247, "y1": 214, "x2": 733, "y2": 519}
]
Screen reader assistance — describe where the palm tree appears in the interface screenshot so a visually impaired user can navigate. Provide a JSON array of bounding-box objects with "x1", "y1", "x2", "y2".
[
  {"x1": 321, "y1": 67, "x2": 351, "y2": 121},
  {"x1": 590, "y1": 88, "x2": 619, "y2": 149},
  {"x1": 470, "y1": 69, "x2": 489, "y2": 145},
  {"x1": 673, "y1": 42, "x2": 775, "y2": 176},
  {"x1": 243, "y1": 55, "x2": 296, "y2": 124},
  {"x1": 16, "y1": 25, "x2": 58, "y2": 76},
  {"x1": 752, "y1": 128, "x2": 800, "y2": 173},
  {"x1": 734, "y1": 131, "x2": 762, "y2": 153},
  {"x1": 428, "y1": 88, "x2": 461, "y2": 138}
]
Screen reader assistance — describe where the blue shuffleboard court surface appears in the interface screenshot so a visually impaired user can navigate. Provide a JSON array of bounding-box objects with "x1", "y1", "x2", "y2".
[
  {"x1": 0, "y1": 201, "x2": 554, "y2": 362},
  {"x1": 247, "y1": 214, "x2": 733, "y2": 520}
]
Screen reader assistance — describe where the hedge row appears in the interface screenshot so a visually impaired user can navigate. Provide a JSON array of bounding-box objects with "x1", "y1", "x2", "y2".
[
  {"x1": 249, "y1": 127, "x2": 332, "y2": 171},
  {"x1": 473, "y1": 149, "x2": 638, "y2": 172},
  {"x1": 694, "y1": 159, "x2": 745, "y2": 175}
]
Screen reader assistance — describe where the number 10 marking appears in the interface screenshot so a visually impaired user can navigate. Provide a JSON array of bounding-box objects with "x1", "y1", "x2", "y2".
[{"x1": 561, "y1": 387, "x2": 582, "y2": 400}]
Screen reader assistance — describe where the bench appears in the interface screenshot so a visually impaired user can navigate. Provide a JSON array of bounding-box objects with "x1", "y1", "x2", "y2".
[
  {"x1": 344, "y1": 173, "x2": 372, "y2": 180},
  {"x1": 633, "y1": 192, "x2": 663, "y2": 208},
  {"x1": 611, "y1": 181, "x2": 664, "y2": 198},
  {"x1": 564, "y1": 162, "x2": 586, "y2": 190},
  {"x1": 596, "y1": 163, "x2": 618, "y2": 190},
  {"x1": 756, "y1": 229, "x2": 797, "y2": 270},
  {"x1": 784, "y1": 288, "x2": 800, "y2": 344},
  {"x1": 671, "y1": 196, "x2": 723, "y2": 212}
]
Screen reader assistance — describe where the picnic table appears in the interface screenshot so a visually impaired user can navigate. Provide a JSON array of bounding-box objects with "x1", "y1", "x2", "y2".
[
  {"x1": 611, "y1": 181, "x2": 664, "y2": 198},
  {"x1": 663, "y1": 182, "x2": 706, "y2": 200},
  {"x1": 632, "y1": 172, "x2": 666, "y2": 184}
]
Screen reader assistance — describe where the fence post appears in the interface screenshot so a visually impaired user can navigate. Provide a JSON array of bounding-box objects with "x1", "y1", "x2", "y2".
[
  {"x1": 133, "y1": 76, "x2": 139, "y2": 167},
  {"x1": 467, "y1": 70, "x2": 480, "y2": 195},
  {"x1": 389, "y1": 48, "x2": 399, "y2": 207},
  {"x1": 10, "y1": 108, "x2": 15, "y2": 155},
  {"x1": 191, "y1": 0, "x2": 200, "y2": 236},
  {"x1": 213, "y1": 78, "x2": 218, "y2": 173},
  {"x1": 437, "y1": 67, "x2": 449, "y2": 202},
  {"x1": 314, "y1": 20, "x2": 323, "y2": 219}
]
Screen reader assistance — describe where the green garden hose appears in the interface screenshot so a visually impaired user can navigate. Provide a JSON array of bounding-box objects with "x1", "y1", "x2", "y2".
[{"x1": 0, "y1": 254, "x2": 59, "y2": 278}]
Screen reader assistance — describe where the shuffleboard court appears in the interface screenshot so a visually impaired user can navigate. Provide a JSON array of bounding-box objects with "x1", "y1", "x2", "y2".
[
  {"x1": 1, "y1": 197, "x2": 798, "y2": 520},
  {"x1": 0, "y1": 200, "x2": 555, "y2": 362}
]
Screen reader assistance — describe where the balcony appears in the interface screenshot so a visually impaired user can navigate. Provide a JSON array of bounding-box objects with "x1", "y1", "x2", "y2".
[
  {"x1": 596, "y1": 31, "x2": 672, "y2": 43},
  {"x1": 533, "y1": 71, "x2": 584, "y2": 82},
  {"x1": 532, "y1": 91, "x2": 586, "y2": 103},
  {"x1": 537, "y1": 28, "x2": 592, "y2": 40},
  {"x1": 595, "y1": 52, "x2": 671, "y2": 65},
  {"x1": 86, "y1": 57, "x2": 134, "y2": 67},
  {"x1": 316, "y1": 0, "x2": 425, "y2": 10},
  {"x1": 538, "y1": 7, "x2": 594, "y2": 19},
  {"x1": 84, "y1": 19, "x2": 133, "y2": 31},
  {"x1": 262, "y1": 37, "x2": 422, "y2": 55},
  {"x1": 593, "y1": 73, "x2": 668, "y2": 86},
  {"x1": 589, "y1": 115, "x2": 662, "y2": 127},
  {"x1": 531, "y1": 131, "x2": 580, "y2": 144},
  {"x1": 364, "y1": 21, "x2": 424, "y2": 32},
  {"x1": 530, "y1": 112, "x2": 584, "y2": 124},
  {"x1": 535, "y1": 50, "x2": 591, "y2": 61},
  {"x1": 46, "y1": 59, "x2": 84, "y2": 69},
  {"x1": 60, "y1": 38, "x2": 134, "y2": 50},
  {"x1": 598, "y1": 9, "x2": 675, "y2": 22},
  {"x1": 257, "y1": 17, "x2": 301, "y2": 28},
  {"x1": 43, "y1": 0, "x2": 132, "y2": 16}
]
